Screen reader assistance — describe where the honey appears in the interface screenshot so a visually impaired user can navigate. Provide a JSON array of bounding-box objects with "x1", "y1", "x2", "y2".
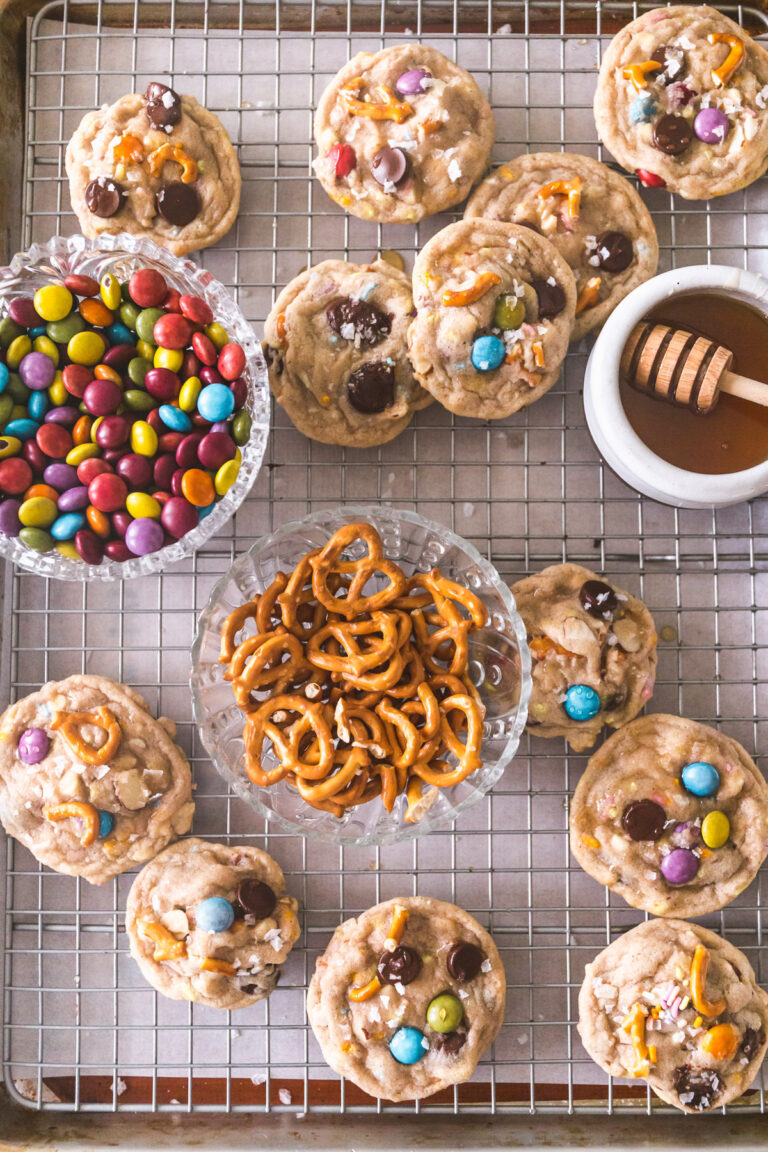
[{"x1": 618, "y1": 291, "x2": 768, "y2": 474}]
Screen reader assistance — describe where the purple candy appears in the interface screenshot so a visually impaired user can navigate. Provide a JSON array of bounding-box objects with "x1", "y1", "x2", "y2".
[
  {"x1": 125, "y1": 517, "x2": 164, "y2": 557},
  {"x1": 660, "y1": 847, "x2": 699, "y2": 885},
  {"x1": 210, "y1": 421, "x2": 229, "y2": 434},
  {"x1": 23, "y1": 440, "x2": 47, "y2": 472},
  {"x1": 0, "y1": 498, "x2": 22, "y2": 537},
  {"x1": 395, "y1": 67, "x2": 432, "y2": 96},
  {"x1": 18, "y1": 727, "x2": 49, "y2": 765},
  {"x1": 44, "y1": 463, "x2": 78, "y2": 491},
  {"x1": 9, "y1": 297, "x2": 40, "y2": 327},
  {"x1": 694, "y1": 107, "x2": 729, "y2": 144},
  {"x1": 44, "y1": 406, "x2": 78, "y2": 427},
  {"x1": 57, "y1": 485, "x2": 90, "y2": 512},
  {"x1": 19, "y1": 351, "x2": 56, "y2": 391}
]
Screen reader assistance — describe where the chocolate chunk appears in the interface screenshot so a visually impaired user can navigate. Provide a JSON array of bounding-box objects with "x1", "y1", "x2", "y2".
[
  {"x1": 346, "y1": 361, "x2": 395, "y2": 413},
  {"x1": 263, "y1": 344, "x2": 283, "y2": 375},
  {"x1": 741, "y1": 1027, "x2": 765, "y2": 1059},
  {"x1": 652, "y1": 45, "x2": 686, "y2": 87},
  {"x1": 377, "y1": 945, "x2": 422, "y2": 986},
  {"x1": 237, "y1": 878, "x2": 277, "y2": 920},
  {"x1": 601, "y1": 688, "x2": 627, "y2": 713},
  {"x1": 156, "y1": 182, "x2": 200, "y2": 227},
  {"x1": 145, "y1": 82, "x2": 182, "y2": 131},
  {"x1": 371, "y1": 147, "x2": 408, "y2": 187},
  {"x1": 579, "y1": 579, "x2": 618, "y2": 619},
  {"x1": 672, "y1": 1064, "x2": 721, "y2": 1111},
  {"x1": 530, "y1": 279, "x2": 566, "y2": 320},
  {"x1": 433, "y1": 1030, "x2": 467, "y2": 1055},
  {"x1": 327, "y1": 297, "x2": 392, "y2": 346},
  {"x1": 594, "y1": 232, "x2": 634, "y2": 274},
  {"x1": 653, "y1": 114, "x2": 693, "y2": 156},
  {"x1": 621, "y1": 798, "x2": 666, "y2": 842},
  {"x1": 446, "y1": 941, "x2": 484, "y2": 982},
  {"x1": 85, "y1": 177, "x2": 125, "y2": 218}
]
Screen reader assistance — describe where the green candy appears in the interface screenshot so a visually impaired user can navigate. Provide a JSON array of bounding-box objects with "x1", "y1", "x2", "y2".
[
  {"x1": 0, "y1": 316, "x2": 23, "y2": 349},
  {"x1": 19, "y1": 526, "x2": 54, "y2": 553},
  {"x1": 426, "y1": 993, "x2": 464, "y2": 1034},
  {"x1": 127, "y1": 356, "x2": 153, "y2": 387},
  {"x1": 135, "y1": 307, "x2": 165, "y2": 344},
  {"x1": 232, "y1": 409, "x2": 252, "y2": 446},
  {"x1": 46, "y1": 314, "x2": 85, "y2": 344},
  {"x1": 119, "y1": 301, "x2": 141, "y2": 330},
  {"x1": 120, "y1": 280, "x2": 131, "y2": 302},
  {"x1": 0, "y1": 394, "x2": 14, "y2": 425},
  {"x1": 6, "y1": 374, "x2": 30, "y2": 405},
  {"x1": 122, "y1": 388, "x2": 156, "y2": 413},
  {"x1": 493, "y1": 293, "x2": 526, "y2": 331}
]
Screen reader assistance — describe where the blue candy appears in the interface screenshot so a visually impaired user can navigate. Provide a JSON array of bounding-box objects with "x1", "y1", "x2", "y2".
[
  {"x1": 97, "y1": 810, "x2": 115, "y2": 838},
  {"x1": 564, "y1": 684, "x2": 601, "y2": 722},
  {"x1": 389, "y1": 1026, "x2": 429, "y2": 1065},
  {"x1": 4, "y1": 418, "x2": 39, "y2": 440},
  {"x1": 51, "y1": 512, "x2": 86, "y2": 540},
  {"x1": 471, "y1": 334, "x2": 506, "y2": 372},
  {"x1": 105, "y1": 322, "x2": 135, "y2": 346},
  {"x1": 197, "y1": 383, "x2": 235, "y2": 423},
  {"x1": 629, "y1": 93, "x2": 657, "y2": 125},
  {"x1": 0, "y1": 363, "x2": 8, "y2": 393},
  {"x1": 681, "y1": 761, "x2": 720, "y2": 797},
  {"x1": 196, "y1": 896, "x2": 235, "y2": 933},
  {"x1": 28, "y1": 326, "x2": 47, "y2": 340},
  {"x1": 158, "y1": 404, "x2": 192, "y2": 432},
  {"x1": 28, "y1": 391, "x2": 49, "y2": 421},
  {"x1": 197, "y1": 500, "x2": 216, "y2": 521}
]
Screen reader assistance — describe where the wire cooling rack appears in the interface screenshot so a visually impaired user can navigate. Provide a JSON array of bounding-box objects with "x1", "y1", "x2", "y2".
[{"x1": 4, "y1": 0, "x2": 768, "y2": 1120}]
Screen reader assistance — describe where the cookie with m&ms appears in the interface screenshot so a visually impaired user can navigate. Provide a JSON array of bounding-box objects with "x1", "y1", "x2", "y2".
[
  {"x1": 313, "y1": 45, "x2": 494, "y2": 223},
  {"x1": 594, "y1": 5, "x2": 768, "y2": 198},
  {"x1": 307, "y1": 896, "x2": 506, "y2": 1101},
  {"x1": 66, "y1": 83, "x2": 241, "y2": 254},
  {"x1": 570, "y1": 713, "x2": 768, "y2": 916}
]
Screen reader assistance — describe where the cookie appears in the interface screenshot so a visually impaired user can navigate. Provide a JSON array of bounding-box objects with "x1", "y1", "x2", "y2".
[
  {"x1": 593, "y1": 5, "x2": 768, "y2": 199},
  {"x1": 313, "y1": 45, "x2": 494, "y2": 223},
  {"x1": 307, "y1": 896, "x2": 506, "y2": 1101},
  {"x1": 264, "y1": 258, "x2": 430, "y2": 447},
  {"x1": 579, "y1": 918, "x2": 768, "y2": 1112},
  {"x1": 66, "y1": 82, "x2": 241, "y2": 255},
  {"x1": 464, "y1": 152, "x2": 659, "y2": 340},
  {"x1": 125, "y1": 837, "x2": 301, "y2": 1009},
  {"x1": 570, "y1": 713, "x2": 768, "y2": 916},
  {"x1": 407, "y1": 219, "x2": 576, "y2": 420},
  {"x1": 510, "y1": 564, "x2": 657, "y2": 753},
  {"x1": 0, "y1": 674, "x2": 193, "y2": 884}
]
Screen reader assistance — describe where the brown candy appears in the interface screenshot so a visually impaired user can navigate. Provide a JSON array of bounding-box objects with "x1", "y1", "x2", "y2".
[
  {"x1": 446, "y1": 940, "x2": 483, "y2": 981},
  {"x1": 652, "y1": 45, "x2": 686, "y2": 87},
  {"x1": 594, "y1": 232, "x2": 633, "y2": 274},
  {"x1": 579, "y1": 579, "x2": 618, "y2": 619},
  {"x1": 327, "y1": 297, "x2": 392, "y2": 346},
  {"x1": 237, "y1": 878, "x2": 277, "y2": 920},
  {"x1": 145, "y1": 82, "x2": 182, "y2": 131},
  {"x1": 433, "y1": 1030, "x2": 467, "y2": 1055},
  {"x1": 156, "y1": 182, "x2": 200, "y2": 227},
  {"x1": 530, "y1": 278, "x2": 566, "y2": 320},
  {"x1": 85, "y1": 177, "x2": 125, "y2": 219},
  {"x1": 653, "y1": 114, "x2": 693, "y2": 156},
  {"x1": 377, "y1": 944, "x2": 422, "y2": 986},
  {"x1": 346, "y1": 361, "x2": 395, "y2": 414},
  {"x1": 621, "y1": 798, "x2": 666, "y2": 842}
]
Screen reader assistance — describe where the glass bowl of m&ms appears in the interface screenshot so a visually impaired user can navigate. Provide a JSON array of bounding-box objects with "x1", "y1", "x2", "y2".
[{"x1": 0, "y1": 233, "x2": 269, "y2": 580}]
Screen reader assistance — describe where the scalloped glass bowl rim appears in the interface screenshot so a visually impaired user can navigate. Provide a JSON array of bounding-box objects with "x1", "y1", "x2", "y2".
[
  {"x1": 190, "y1": 504, "x2": 532, "y2": 846},
  {"x1": 0, "y1": 233, "x2": 269, "y2": 581}
]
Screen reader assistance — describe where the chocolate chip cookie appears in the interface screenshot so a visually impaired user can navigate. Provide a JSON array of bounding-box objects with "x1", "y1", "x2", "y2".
[
  {"x1": 313, "y1": 45, "x2": 494, "y2": 223},
  {"x1": 464, "y1": 152, "x2": 659, "y2": 340},
  {"x1": 264, "y1": 258, "x2": 430, "y2": 447}
]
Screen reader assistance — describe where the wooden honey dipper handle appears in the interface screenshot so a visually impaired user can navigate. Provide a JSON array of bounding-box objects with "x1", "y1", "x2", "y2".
[{"x1": 620, "y1": 321, "x2": 768, "y2": 412}]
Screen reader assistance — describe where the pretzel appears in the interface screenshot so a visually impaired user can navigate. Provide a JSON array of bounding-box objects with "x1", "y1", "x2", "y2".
[
  {"x1": 138, "y1": 919, "x2": 187, "y2": 962},
  {"x1": 442, "y1": 271, "x2": 501, "y2": 308},
  {"x1": 311, "y1": 523, "x2": 406, "y2": 618},
  {"x1": 244, "y1": 695, "x2": 334, "y2": 786},
  {"x1": 199, "y1": 957, "x2": 236, "y2": 977},
  {"x1": 113, "y1": 133, "x2": 145, "y2": 164},
  {"x1": 44, "y1": 801, "x2": 100, "y2": 846},
  {"x1": 229, "y1": 629, "x2": 310, "y2": 707},
  {"x1": 622, "y1": 60, "x2": 662, "y2": 91},
  {"x1": 50, "y1": 706, "x2": 122, "y2": 765},
  {"x1": 621, "y1": 1002, "x2": 650, "y2": 1078},
  {"x1": 404, "y1": 776, "x2": 439, "y2": 823},
  {"x1": 340, "y1": 79, "x2": 413, "y2": 123},
  {"x1": 690, "y1": 945, "x2": 727, "y2": 1017},
  {"x1": 307, "y1": 612, "x2": 400, "y2": 678},
  {"x1": 537, "y1": 176, "x2": 582, "y2": 219},
  {"x1": 575, "y1": 276, "x2": 601, "y2": 315},
  {"x1": 147, "y1": 142, "x2": 199, "y2": 182},
  {"x1": 708, "y1": 32, "x2": 745, "y2": 88}
]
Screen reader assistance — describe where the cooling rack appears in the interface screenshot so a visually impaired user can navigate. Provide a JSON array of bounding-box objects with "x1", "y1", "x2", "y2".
[{"x1": 3, "y1": 0, "x2": 768, "y2": 1123}]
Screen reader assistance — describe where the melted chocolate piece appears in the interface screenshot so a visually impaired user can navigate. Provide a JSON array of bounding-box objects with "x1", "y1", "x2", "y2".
[
  {"x1": 433, "y1": 1030, "x2": 467, "y2": 1055},
  {"x1": 446, "y1": 941, "x2": 484, "y2": 982},
  {"x1": 156, "y1": 182, "x2": 200, "y2": 227},
  {"x1": 579, "y1": 579, "x2": 618, "y2": 620},
  {"x1": 371, "y1": 146, "x2": 408, "y2": 187},
  {"x1": 85, "y1": 177, "x2": 125, "y2": 218},
  {"x1": 601, "y1": 688, "x2": 627, "y2": 713},
  {"x1": 741, "y1": 1027, "x2": 765, "y2": 1059},
  {"x1": 516, "y1": 220, "x2": 541, "y2": 233},
  {"x1": 653, "y1": 114, "x2": 693, "y2": 156},
  {"x1": 672, "y1": 1064, "x2": 721, "y2": 1111},
  {"x1": 377, "y1": 945, "x2": 422, "y2": 986},
  {"x1": 346, "y1": 361, "x2": 395, "y2": 413},
  {"x1": 237, "y1": 878, "x2": 277, "y2": 919},
  {"x1": 652, "y1": 45, "x2": 686, "y2": 87},
  {"x1": 145, "y1": 82, "x2": 182, "y2": 131},
  {"x1": 594, "y1": 232, "x2": 634, "y2": 274},
  {"x1": 263, "y1": 344, "x2": 283, "y2": 375},
  {"x1": 530, "y1": 279, "x2": 566, "y2": 320},
  {"x1": 327, "y1": 297, "x2": 392, "y2": 346},
  {"x1": 621, "y1": 798, "x2": 666, "y2": 841}
]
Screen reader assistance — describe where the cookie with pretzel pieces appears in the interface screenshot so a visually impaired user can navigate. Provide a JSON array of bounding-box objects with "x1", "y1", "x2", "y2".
[
  {"x1": 66, "y1": 82, "x2": 241, "y2": 254},
  {"x1": 313, "y1": 45, "x2": 494, "y2": 223},
  {"x1": 594, "y1": 5, "x2": 768, "y2": 199},
  {"x1": 126, "y1": 837, "x2": 301, "y2": 1009},
  {"x1": 308, "y1": 896, "x2": 506, "y2": 1101},
  {"x1": 0, "y1": 674, "x2": 193, "y2": 884},
  {"x1": 579, "y1": 919, "x2": 768, "y2": 1112},
  {"x1": 220, "y1": 521, "x2": 489, "y2": 821}
]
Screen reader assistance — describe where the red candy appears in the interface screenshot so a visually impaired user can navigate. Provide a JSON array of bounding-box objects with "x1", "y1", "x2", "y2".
[
  {"x1": 147, "y1": 408, "x2": 166, "y2": 433},
  {"x1": 117, "y1": 454, "x2": 153, "y2": 489},
  {"x1": 144, "y1": 367, "x2": 180, "y2": 402},
  {"x1": 36, "y1": 424, "x2": 72, "y2": 459},
  {"x1": 112, "y1": 510, "x2": 132, "y2": 538},
  {"x1": 63, "y1": 364, "x2": 93, "y2": 399},
  {"x1": 153, "y1": 313, "x2": 193, "y2": 350},
  {"x1": 181, "y1": 350, "x2": 200, "y2": 379},
  {"x1": 158, "y1": 431, "x2": 184, "y2": 453},
  {"x1": 199, "y1": 366, "x2": 223, "y2": 385},
  {"x1": 64, "y1": 274, "x2": 99, "y2": 298},
  {"x1": 153, "y1": 454, "x2": 177, "y2": 491},
  {"x1": 94, "y1": 415, "x2": 130, "y2": 449},
  {"x1": 171, "y1": 468, "x2": 185, "y2": 497},
  {"x1": 23, "y1": 441, "x2": 47, "y2": 472},
  {"x1": 192, "y1": 331, "x2": 217, "y2": 366},
  {"x1": 74, "y1": 528, "x2": 104, "y2": 564},
  {"x1": 230, "y1": 377, "x2": 248, "y2": 410},
  {"x1": 176, "y1": 433, "x2": 203, "y2": 470},
  {"x1": 9, "y1": 297, "x2": 40, "y2": 327},
  {"x1": 180, "y1": 295, "x2": 213, "y2": 325},
  {"x1": 636, "y1": 169, "x2": 666, "y2": 188},
  {"x1": 104, "y1": 540, "x2": 132, "y2": 562},
  {"x1": 102, "y1": 344, "x2": 136, "y2": 370},
  {"x1": 129, "y1": 268, "x2": 168, "y2": 308},
  {"x1": 77, "y1": 458, "x2": 113, "y2": 485},
  {"x1": 329, "y1": 142, "x2": 356, "y2": 177},
  {"x1": 88, "y1": 472, "x2": 127, "y2": 513},
  {"x1": 84, "y1": 379, "x2": 122, "y2": 417},
  {"x1": 161, "y1": 495, "x2": 198, "y2": 538},
  {"x1": 163, "y1": 288, "x2": 183, "y2": 313},
  {"x1": 0, "y1": 457, "x2": 33, "y2": 494},
  {"x1": 198, "y1": 432, "x2": 236, "y2": 470},
  {"x1": 218, "y1": 343, "x2": 246, "y2": 381}
]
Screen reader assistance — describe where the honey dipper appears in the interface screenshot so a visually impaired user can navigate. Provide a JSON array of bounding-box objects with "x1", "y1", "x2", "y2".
[{"x1": 620, "y1": 320, "x2": 768, "y2": 413}]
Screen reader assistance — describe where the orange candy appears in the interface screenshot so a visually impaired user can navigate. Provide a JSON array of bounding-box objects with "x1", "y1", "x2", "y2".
[
  {"x1": 73, "y1": 415, "x2": 94, "y2": 446},
  {"x1": 79, "y1": 298, "x2": 114, "y2": 327},
  {"x1": 181, "y1": 468, "x2": 215, "y2": 507},
  {"x1": 94, "y1": 363, "x2": 122, "y2": 386},
  {"x1": 86, "y1": 505, "x2": 111, "y2": 538},
  {"x1": 701, "y1": 1022, "x2": 739, "y2": 1061},
  {"x1": 24, "y1": 483, "x2": 59, "y2": 503}
]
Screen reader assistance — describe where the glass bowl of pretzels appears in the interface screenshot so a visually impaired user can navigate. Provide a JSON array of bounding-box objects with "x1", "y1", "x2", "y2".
[{"x1": 191, "y1": 505, "x2": 531, "y2": 846}]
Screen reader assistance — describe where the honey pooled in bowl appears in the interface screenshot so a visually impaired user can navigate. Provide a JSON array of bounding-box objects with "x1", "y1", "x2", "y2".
[{"x1": 619, "y1": 292, "x2": 768, "y2": 474}]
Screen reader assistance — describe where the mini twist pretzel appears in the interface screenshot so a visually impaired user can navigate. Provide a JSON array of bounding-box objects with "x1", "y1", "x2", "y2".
[
  {"x1": 621, "y1": 1002, "x2": 650, "y2": 1078},
  {"x1": 44, "y1": 801, "x2": 100, "y2": 847},
  {"x1": 307, "y1": 612, "x2": 401, "y2": 678},
  {"x1": 229, "y1": 629, "x2": 310, "y2": 706},
  {"x1": 139, "y1": 919, "x2": 187, "y2": 962},
  {"x1": 340, "y1": 79, "x2": 413, "y2": 123},
  {"x1": 442, "y1": 271, "x2": 501, "y2": 308},
  {"x1": 690, "y1": 945, "x2": 727, "y2": 1017},
  {"x1": 708, "y1": 32, "x2": 745, "y2": 88},
  {"x1": 404, "y1": 776, "x2": 439, "y2": 823},
  {"x1": 408, "y1": 569, "x2": 489, "y2": 630},
  {"x1": 147, "y1": 142, "x2": 199, "y2": 183},
  {"x1": 311, "y1": 523, "x2": 406, "y2": 619},
  {"x1": 622, "y1": 60, "x2": 662, "y2": 91},
  {"x1": 412, "y1": 694, "x2": 484, "y2": 787},
  {"x1": 293, "y1": 745, "x2": 369, "y2": 805},
  {"x1": 244, "y1": 695, "x2": 335, "y2": 786},
  {"x1": 376, "y1": 697, "x2": 421, "y2": 770},
  {"x1": 219, "y1": 573, "x2": 289, "y2": 663},
  {"x1": 537, "y1": 176, "x2": 582, "y2": 219},
  {"x1": 50, "y1": 706, "x2": 122, "y2": 765}
]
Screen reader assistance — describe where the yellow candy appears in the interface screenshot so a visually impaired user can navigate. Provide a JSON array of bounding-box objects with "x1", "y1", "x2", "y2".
[
  {"x1": 701, "y1": 810, "x2": 730, "y2": 849},
  {"x1": 136, "y1": 339, "x2": 156, "y2": 361},
  {"x1": 100, "y1": 273, "x2": 122, "y2": 311},
  {"x1": 0, "y1": 436, "x2": 21, "y2": 459},
  {"x1": 33, "y1": 335, "x2": 59, "y2": 364},
  {"x1": 178, "y1": 375, "x2": 202, "y2": 412},
  {"x1": 6, "y1": 334, "x2": 31, "y2": 369},
  {"x1": 33, "y1": 284, "x2": 73, "y2": 323},
  {"x1": 154, "y1": 346, "x2": 183, "y2": 372},
  {"x1": 215, "y1": 457, "x2": 240, "y2": 496},
  {"x1": 19, "y1": 496, "x2": 57, "y2": 528},
  {"x1": 48, "y1": 373, "x2": 68, "y2": 406},
  {"x1": 205, "y1": 322, "x2": 229, "y2": 350},
  {"x1": 90, "y1": 416, "x2": 104, "y2": 443},
  {"x1": 131, "y1": 420, "x2": 158, "y2": 456},
  {"x1": 68, "y1": 330, "x2": 106, "y2": 367},
  {"x1": 55, "y1": 540, "x2": 80, "y2": 561},
  {"x1": 66, "y1": 443, "x2": 99, "y2": 466},
  {"x1": 126, "y1": 492, "x2": 161, "y2": 519}
]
